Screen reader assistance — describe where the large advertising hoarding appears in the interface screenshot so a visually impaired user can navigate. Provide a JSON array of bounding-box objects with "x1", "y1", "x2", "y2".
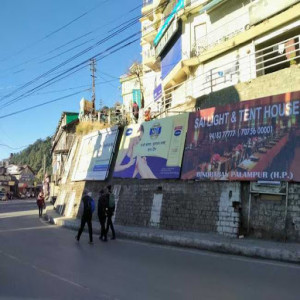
[
  {"x1": 113, "y1": 114, "x2": 188, "y2": 179},
  {"x1": 181, "y1": 91, "x2": 300, "y2": 181},
  {"x1": 72, "y1": 126, "x2": 118, "y2": 181}
]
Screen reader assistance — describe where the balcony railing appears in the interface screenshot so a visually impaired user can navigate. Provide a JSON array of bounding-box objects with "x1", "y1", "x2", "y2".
[
  {"x1": 145, "y1": 34, "x2": 300, "y2": 117},
  {"x1": 191, "y1": 11, "x2": 249, "y2": 57},
  {"x1": 143, "y1": 47, "x2": 156, "y2": 60}
]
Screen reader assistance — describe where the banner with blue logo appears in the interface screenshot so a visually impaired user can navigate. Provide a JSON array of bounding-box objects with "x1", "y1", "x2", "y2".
[
  {"x1": 113, "y1": 114, "x2": 188, "y2": 179},
  {"x1": 72, "y1": 126, "x2": 119, "y2": 181}
]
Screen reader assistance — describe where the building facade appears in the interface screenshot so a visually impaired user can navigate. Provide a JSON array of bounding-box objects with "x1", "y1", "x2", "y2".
[
  {"x1": 140, "y1": 0, "x2": 300, "y2": 115},
  {"x1": 51, "y1": 112, "x2": 79, "y2": 198},
  {"x1": 120, "y1": 64, "x2": 143, "y2": 122}
]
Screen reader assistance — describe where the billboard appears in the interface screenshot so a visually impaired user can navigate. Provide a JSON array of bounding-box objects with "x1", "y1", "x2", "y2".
[
  {"x1": 72, "y1": 126, "x2": 118, "y2": 181},
  {"x1": 181, "y1": 91, "x2": 300, "y2": 181},
  {"x1": 113, "y1": 114, "x2": 188, "y2": 179}
]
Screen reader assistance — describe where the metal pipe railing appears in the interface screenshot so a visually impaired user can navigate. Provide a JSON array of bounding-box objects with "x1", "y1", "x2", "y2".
[{"x1": 144, "y1": 34, "x2": 299, "y2": 117}]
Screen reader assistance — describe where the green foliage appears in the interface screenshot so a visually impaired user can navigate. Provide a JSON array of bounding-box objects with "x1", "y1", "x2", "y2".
[{"x1": 10, "y1": 137, "x2": 52, "y2": 181}]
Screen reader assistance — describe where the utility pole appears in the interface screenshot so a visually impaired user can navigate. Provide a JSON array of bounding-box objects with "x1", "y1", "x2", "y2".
[{"x1": 90, "y1": 58, "x2": 97, "y2": 113}]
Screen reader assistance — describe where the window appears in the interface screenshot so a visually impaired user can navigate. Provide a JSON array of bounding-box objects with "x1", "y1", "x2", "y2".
[{"x1": 255, "y1": 29, "x2": 299, "y2": 76}]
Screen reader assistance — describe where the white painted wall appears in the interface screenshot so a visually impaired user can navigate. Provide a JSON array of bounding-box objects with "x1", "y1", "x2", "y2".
[
  {"x1": 143, "y1": 70, "x2": 161, "y2": 108},
  {"x1": 121, "y1": 76, "x2": 140, "y2": 113},
  {"x1": 65, "y1": 191, "x2": 76, "y2": 217},
  {"x1": 150, "y1": 193, "x2": 163, "y2": 227},
  {"x1": 188, "y1": 0, "x2": 251, "y2": 56},
  {"x1": 217, "y1": 184, "x2": 241, "y2": 237}
]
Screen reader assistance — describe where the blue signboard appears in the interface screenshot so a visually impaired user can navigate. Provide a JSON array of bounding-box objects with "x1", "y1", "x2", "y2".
[
  {"x1": 161, "y1": 36, "x2": 182, "y2": 79},
  {"x1": 153, "y1": 84, "x2": 162, "y2": 102}
]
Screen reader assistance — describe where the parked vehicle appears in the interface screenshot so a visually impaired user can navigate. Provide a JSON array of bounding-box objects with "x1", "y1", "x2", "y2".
[{"x1": 0, "y1": 191, "x2": 7, "y2": 201}]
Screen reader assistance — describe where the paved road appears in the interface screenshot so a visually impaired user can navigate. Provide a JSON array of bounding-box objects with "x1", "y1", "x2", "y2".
[{"x1": 1, "y1": 200, "x2": 300, "y2": 300}]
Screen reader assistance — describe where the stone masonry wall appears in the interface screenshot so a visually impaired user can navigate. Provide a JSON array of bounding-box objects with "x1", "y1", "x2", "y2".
[
  {"x1": 85, "y1": 180, "x2": 242, "y2": 238},
  {"x1": 286, "y1": 183, "x2": 300, "y2": 242},
  {"x1": 54, "y1": 136, "x2": 86, "y2": 218},
  {"x1": 241, "y1": 182, "x2": 300, "y2": 242}
]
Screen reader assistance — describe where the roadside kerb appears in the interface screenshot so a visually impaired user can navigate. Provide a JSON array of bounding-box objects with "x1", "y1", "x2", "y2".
[{"x1": 44, "y1": 207, "x2": 300, "y2": 264}]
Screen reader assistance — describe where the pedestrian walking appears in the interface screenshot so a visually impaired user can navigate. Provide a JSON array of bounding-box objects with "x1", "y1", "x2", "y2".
[
  {"x1": 76, "y1": 191, "x2": 95, "y2": 244},
  {"x1": 132, "y1": 101, "x2": 139, "y2": 123},
  {"x1": 106, "y1": 185, "x2": 116, "y2": 240},
  {"x1": 36, "y1": 190, "x2": 45, "y2": 217},
  {"x1": 98, "y1": 189, "x2": 108, "y2": 242}
]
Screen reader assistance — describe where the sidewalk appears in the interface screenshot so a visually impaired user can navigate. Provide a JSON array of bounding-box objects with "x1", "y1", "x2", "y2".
[{"x1": 44, "y1": 205, "x2": 300, "y2": 264}]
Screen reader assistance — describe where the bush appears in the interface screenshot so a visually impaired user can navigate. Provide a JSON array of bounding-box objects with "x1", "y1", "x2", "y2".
[{"x1": 76, "y1": 121, "x2": 110, "y2": 135}]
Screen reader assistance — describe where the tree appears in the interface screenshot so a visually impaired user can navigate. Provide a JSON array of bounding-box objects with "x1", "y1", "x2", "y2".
[{"x1": 10, "y1": 137, "x2": 52, "y2": 181}]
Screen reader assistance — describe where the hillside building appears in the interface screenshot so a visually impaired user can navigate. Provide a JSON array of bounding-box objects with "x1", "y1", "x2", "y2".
[
  {"x1": 139, "y1": 0, "x2": 300, "y2": 115},
  {"x1": 51, "y1": 112, "x2": 79, "y2": 198},
  {"x1": 120, "y1": 63, "x2": 143, "y2": 122}
]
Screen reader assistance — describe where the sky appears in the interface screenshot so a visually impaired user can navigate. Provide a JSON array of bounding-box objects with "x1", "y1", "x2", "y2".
[{"x1": 0, "y1": 0, "x2": 142, "y2": 160}]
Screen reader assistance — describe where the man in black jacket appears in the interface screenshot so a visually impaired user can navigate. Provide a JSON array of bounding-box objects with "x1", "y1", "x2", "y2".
[
  {"x1": 106, "y1": 185, "x2": 116, "y2": 240},
  {"x1": 98, "y1": 189, "x2": 108, "y2": 241},
  {"x1": 76, "y1": 190, "x2": 94, "y2": 244}
]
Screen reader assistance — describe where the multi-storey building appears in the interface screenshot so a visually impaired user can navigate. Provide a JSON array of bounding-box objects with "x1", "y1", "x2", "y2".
[
  {"x1": 120, "y1": 63, "x2": 143, "y2": 122},
  {"x1": 140, "y1": 0, "x2": 300, "y2": 116}
]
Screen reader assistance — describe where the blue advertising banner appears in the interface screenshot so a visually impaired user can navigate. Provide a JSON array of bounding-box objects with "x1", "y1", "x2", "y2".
[
  {"x1": 161, "y1": 36, "x2": 182, "y2": 79},
  {"x1": 113, "y1": 114, "x2": 188, "y2": 179}
]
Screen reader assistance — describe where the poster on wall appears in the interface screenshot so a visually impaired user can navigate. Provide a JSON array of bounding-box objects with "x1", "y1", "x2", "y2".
[
  {"x1": 113, "y1": 114, "x2": 188, "y2": 179},
  {"x1": 72, "y1": 126, "x2": 118, "y2": 181},
  {"x1": 181, "y1": 91, "x2": 300, "y2": 182}
]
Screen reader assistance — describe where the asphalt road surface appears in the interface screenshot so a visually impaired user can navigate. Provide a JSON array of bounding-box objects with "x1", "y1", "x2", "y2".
[{"x1": 0, "y1": 200, "x2": 300, "y2": 300}]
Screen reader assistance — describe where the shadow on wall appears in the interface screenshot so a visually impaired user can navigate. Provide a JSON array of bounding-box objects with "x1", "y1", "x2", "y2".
[{"x1": 195, "y1": 86, "x2": 240, "y2": 110}]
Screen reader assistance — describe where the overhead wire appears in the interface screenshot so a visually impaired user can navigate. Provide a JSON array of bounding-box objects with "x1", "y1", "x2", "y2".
[
  {"x1": 0, "y1": 89, "x2": 91, "y2": 120},
  {"x1": 0, "y1": 31, "x2": 94, "y2": 74},
  {"x1": 0, "y1": 3, "x2": 143, "y2": 75},
  {"x1": 0, "y1": 0, "x2": 110, "y2": 63},
  {"x1": 35, "y1": 77, "x2": 118, "y2": 96},
  {"x1": 0, "y1": 143, "x2": 29, "y2": 150},
  {"x1": 0, "y1": 36, "x2": 140, "y2": 112},
  {"x1": 0, "y1": 32, "x2": 140, "y2": 109},
  {"x1": 0, "y1": 0, "x2": 165, "y2": 78},
  {"x1": 38, "y1": 38, "x2": 95, "y2": 64},
  {"x1": 0, "y1": 21, "x2": 141, "y2": 103},
  {"x1": 0, "y1": 1, "x2": 170, "y2": 111}
]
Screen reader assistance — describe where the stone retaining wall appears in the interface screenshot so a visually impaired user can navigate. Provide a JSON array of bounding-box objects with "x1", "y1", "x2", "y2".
[
  {"x1": 241, "y1": 182, "x2": 300, "y2": 242},
  {"x1": 85, "y1": 180, "x2": 241, "y2": 238}
]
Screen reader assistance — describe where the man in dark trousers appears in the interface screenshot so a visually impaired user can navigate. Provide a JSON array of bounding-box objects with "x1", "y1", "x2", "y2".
[
  {"x1": 98, "y1": 189, "x2": 108, "y2": 242},
  {"x1": 106, "y1": 185, "x2": 116, "y2": 240},
  {"x1": 76, "y1": 190, "x2": 94, "y2": 244}
]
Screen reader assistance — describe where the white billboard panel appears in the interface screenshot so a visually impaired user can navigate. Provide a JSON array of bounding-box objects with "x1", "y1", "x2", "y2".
[{"x1": 72, "y1": 126, "x2": 118, "y2": 181}]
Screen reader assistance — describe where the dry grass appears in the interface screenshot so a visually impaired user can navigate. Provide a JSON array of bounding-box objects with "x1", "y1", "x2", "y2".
[{"x1": 76, "y1": 121, "x2": 110, "y2": 135}]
